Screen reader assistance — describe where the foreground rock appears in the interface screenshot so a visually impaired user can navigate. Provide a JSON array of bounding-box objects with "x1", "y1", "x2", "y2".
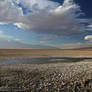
[{"x1": 0, "y1": 61, "x2": 92, "y2": 92}]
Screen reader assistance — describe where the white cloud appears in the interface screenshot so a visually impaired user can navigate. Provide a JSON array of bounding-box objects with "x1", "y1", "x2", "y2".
[
  {"x1": 87, "y1": 24, "x2": 92, "y2": 31},
  {"x1": 0, "y1": 0, "x2": 91, "y2": 37},
  {"x1": 17, "y1": 0, "x2": 59, "y2": 13},
  {"x1": 13, "y1": 0, "x2": 88, "y2": 36},
  {"x1": 88, "y1": 25, "x2": 92, "y2": 28},
  {"x1": 0, "y1": 0, "x2": 23, "y2": 23},
  {"x1": 84, "y1": 35, "x2": 92, "y2": 42}
]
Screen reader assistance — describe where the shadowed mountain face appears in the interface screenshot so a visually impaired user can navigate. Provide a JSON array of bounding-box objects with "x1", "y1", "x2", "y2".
[{"x1": 0, "y1": 40, "x2": 58, "y2": 49}]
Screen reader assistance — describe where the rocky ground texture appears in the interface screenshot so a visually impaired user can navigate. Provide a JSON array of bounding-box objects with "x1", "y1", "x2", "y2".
[{"x1": 0, "y1": 61, "x2": 92, "y2": 92}]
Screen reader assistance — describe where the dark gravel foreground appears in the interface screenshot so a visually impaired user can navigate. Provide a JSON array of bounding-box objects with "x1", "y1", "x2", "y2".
[{"x1": 0, "y1": 62, "x2": 92, "y2": 92}]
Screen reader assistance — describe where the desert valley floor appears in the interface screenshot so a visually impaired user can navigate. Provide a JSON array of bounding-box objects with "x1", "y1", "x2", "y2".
[{"x1": 0, "y1": 49, "x2": 92, "y2": 92}]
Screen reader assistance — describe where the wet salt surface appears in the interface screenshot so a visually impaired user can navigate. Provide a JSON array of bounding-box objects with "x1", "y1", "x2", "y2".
[{"x1": 0, "y1": 57, "x2": 92, "y2": 65}]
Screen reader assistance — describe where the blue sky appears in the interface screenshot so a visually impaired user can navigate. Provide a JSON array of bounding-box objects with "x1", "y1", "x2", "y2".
[{"x1": 0, "y1": 0, "x2": 92, "y2": 49}]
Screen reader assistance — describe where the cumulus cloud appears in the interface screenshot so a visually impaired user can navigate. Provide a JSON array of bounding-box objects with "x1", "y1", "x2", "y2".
[
  {"x1": 84, "y1": 35, "x2": 92, "y2": 42},
  {"x1": 86, "y1": 24, "x2": 92, "y2": 31},
  {"x1": 0, "y1": 0, "x2": 23, "y2": 23},
  {"x1": 16, "y1": 0, "x2": 59, "y2": 13},
  {"x1": 0, "y1": 0, "x2": 91, "y2": 36},
  {"x1": 88, "y1": 25, "x2": 92, "y2": 28}
]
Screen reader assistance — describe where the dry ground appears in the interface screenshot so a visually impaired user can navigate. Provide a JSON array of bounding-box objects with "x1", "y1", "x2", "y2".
[
  {"x1": 0, "y1": 62, "x2": 92, "y2": 92},
  {"x1": 0, "y1": 49, "x2": 92, "y2": 92},
  {"x1": 0, "y1": 49, "x2": 92, "y2": 60}
]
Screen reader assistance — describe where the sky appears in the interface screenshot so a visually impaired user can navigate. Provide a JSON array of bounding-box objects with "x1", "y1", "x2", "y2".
[{"x1": 0, "y1": 0, "x2": 92, "y2": 49}]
